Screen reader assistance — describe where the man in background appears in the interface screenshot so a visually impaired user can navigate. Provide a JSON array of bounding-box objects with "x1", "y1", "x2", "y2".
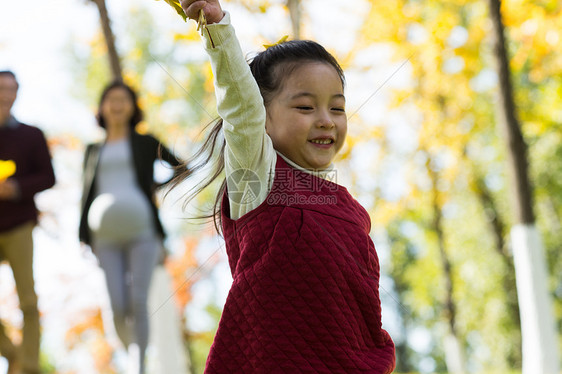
[{"x1": 0, "y1": 70, "x2": 55, "y2": 374}]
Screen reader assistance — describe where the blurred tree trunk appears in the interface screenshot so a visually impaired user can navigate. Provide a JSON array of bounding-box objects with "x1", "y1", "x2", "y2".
[
  {"x1": 87, "y1": 2, "x2": 194, "y2": 372},
  {"x1": 427, "y1": 158, "x2": 465, "y2": 374},
  {"x1": 90, "y1": 0, "x2": 123, "y2": 81},
  {"x1": 393, "y1": 299, "x2": 415, "y2": 373},
  {"x1": 286, "y1": 0, "x2": 301, "y2": 39},
  {"x1": 149, "y1": 267, "x2": 192, "y2": 373},
  {"x1": 472, "y1": 170, "x2": 522, "y2": 366},
  {"x1": 384, "y1": 219, "x2": 417, "y2": 371},
  {"x1": 486, "y1": 0, "x2": 559, "y2": 372}
]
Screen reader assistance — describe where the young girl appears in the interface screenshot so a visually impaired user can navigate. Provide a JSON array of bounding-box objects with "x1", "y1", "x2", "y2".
[{"x1": 177, "y1": 1, "x2": 395, "y2": 372}]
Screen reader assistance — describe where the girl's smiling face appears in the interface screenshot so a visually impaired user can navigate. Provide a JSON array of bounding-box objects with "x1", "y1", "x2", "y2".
[{"x1": 265, "y1": 62, "x2": 347, "y2": 170}]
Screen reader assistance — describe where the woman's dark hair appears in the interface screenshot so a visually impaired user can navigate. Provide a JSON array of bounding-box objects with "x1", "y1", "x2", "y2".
[
  {"x1": 96, "y1": 80, "x2": 143, "y2": 130},
  {"x1": 169, "y1": 39, "x2": 345, "y2": 233}
]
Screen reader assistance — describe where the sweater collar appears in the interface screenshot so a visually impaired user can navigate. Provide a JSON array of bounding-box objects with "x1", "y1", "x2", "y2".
[
  {"x1": 276, "y1": 151, "x2": 337, "y2": 182},
  {"x1": 0, "y1": 115, "x2": 19, "y2": 129}
]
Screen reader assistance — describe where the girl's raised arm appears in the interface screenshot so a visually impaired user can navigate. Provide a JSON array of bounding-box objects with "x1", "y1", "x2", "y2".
[{"x1": 180, "y1": 2, "x2": 277, "y2": 219}]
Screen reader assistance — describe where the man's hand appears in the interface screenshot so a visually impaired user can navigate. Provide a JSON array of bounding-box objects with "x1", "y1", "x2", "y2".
[
  {"x1": 180, "y1": 0, "x2": 224, "y2": 24},
  {"x1": 0, "y1": 179, "x2": 19, "y2": 200}
]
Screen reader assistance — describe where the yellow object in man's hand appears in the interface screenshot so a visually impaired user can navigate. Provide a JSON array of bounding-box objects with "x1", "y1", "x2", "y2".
[
  {"x1": 158, "y1": 0, "x2": 188, "y2": 21},
  {"x1": 0, "y1": 160, "x2": 16, "y2": 181}
]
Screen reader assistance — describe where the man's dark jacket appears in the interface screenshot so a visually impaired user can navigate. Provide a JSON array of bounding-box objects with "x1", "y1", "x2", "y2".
[{"x1": 0, "y1": 118, "x2": 55, "y2": 232}]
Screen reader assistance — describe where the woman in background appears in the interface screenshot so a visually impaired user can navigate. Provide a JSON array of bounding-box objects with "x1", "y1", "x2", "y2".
[{"x1": 79, "y1": 81, "x2": 183, "y2": 374}]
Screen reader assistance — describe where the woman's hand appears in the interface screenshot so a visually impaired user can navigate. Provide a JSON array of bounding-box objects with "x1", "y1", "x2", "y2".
[{"x1": 180, "y1": 0, "x2": 224, "y2": 24}]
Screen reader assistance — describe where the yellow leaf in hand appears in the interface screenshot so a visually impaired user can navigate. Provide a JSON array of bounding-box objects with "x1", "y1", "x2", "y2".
[
  {"x1": 0, "y1": 160, "x2": 16, "y2": 181},
  {"x1": 157, "y1": 0, "x2": 187, "y2": 21}
]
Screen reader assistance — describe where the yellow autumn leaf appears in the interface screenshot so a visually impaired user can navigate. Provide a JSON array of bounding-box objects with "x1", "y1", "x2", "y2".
[
  {"x1": 0, "y1": 160, "x2": 16, "y2": 181},
  {"x1": 157, "y1": 0, "x2": 187, "y2": 21}
]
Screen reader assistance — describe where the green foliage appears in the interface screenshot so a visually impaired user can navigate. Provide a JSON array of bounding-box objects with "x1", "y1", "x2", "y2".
[
  {"x1": 344, "y1": 0, "x2": 562, "y2": 371},
  {"x1": 39, "y1": 351, "x2": 57, "y2": 374},
  {"x1": 188, "y1": 304, "x2": 222, "y2": 374},
  {"x1": 65, "y1": 31, "x2": 112, "y2": 108}
]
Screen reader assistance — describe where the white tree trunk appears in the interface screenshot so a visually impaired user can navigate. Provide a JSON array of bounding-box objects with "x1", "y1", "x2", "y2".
[
  {"x1": 443, "y1": 333, "x2": 465, "y2": 374},
  {"x1": 149, "y1": 265, "x2": 190, "y2": 374},
  {"x1": 511, "y1": 224, "x2": 560, "y2": 374}
]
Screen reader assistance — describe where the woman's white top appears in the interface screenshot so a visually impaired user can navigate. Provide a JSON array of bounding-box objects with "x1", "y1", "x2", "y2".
[{"x1": 87, "y1": 138, "x2": 154, "y2": 242}]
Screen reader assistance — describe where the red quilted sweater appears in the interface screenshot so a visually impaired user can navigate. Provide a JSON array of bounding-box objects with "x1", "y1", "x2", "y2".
[{"x1": 207, "y1": 156, "x2": 395, "y2": 373}]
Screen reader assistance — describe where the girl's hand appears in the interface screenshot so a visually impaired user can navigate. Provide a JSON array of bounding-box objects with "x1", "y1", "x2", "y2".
[{"x1": 180, "y1": 0, "x2": 224, "y2": 24}]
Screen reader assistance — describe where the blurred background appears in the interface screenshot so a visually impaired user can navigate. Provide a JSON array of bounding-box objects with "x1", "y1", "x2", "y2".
[{"x1": 1, "y1": 0, "x2": 561, "y2": 373}]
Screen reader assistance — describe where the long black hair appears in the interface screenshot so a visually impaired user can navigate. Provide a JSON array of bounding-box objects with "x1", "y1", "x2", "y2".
[{"x1": 169, "y1": 39, "x2": 345, "y2": 233}]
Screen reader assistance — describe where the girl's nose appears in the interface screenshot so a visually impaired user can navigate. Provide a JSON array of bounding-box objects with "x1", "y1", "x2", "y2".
[{"x1": 316, "y1": 112, "x2": 335, "y2": 128}]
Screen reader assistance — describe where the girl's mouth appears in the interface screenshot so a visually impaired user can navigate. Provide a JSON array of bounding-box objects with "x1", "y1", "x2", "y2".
[{"x1": 309, "y1": 138, "x2": 334, "y2": 145}]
